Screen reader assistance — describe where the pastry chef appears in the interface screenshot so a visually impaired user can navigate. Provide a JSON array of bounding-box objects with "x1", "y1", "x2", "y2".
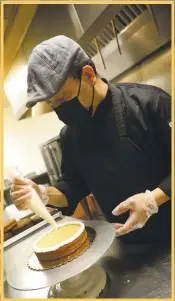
[{"x1": 11, "y1": 36, "x2": 171, "y2": 245}]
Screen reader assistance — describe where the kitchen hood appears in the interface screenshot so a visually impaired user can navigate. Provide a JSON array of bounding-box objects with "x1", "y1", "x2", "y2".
[
  {"x1": 4, "y1": 4, "x2": 171, "y2": 120},
  {"x1": 81, "y1": 4, "x2": 171, "y2": 81}
]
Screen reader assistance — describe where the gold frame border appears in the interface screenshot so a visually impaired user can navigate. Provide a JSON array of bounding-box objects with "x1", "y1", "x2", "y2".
[
  {"x1": 1, "y1": 1, "x2": 4, "y2": 300},
  {"x1": 1, "y1": 1, "x2": 174, "y2": 301}
]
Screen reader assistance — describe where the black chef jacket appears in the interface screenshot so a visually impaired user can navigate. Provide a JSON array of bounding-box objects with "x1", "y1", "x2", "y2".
[{"x1": 55, "y1": 81, "x2": 171, "y2": 244}]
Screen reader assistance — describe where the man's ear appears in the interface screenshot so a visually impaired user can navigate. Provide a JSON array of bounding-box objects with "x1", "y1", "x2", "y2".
[{"x1": 82, "y1": 65, "x2": 97, "y2": 85}]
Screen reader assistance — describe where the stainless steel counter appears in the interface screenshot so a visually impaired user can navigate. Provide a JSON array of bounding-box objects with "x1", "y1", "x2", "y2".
[
  {"x1": 4, "y1": 214, "x2": 171, "y2": 298},
  {"x1": 100, "y1": 240, "x2": 171, "y2": 298}
]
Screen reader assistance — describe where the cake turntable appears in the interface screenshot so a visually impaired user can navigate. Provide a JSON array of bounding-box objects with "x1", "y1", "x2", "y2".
[{"x1": 4, "y1": 215, "x2": 116, "y2": 298}]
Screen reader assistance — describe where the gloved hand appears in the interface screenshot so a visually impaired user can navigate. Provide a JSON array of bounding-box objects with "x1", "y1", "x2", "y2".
[
  {"x1": 10, "y1": 177, "x2": 48, "y2": 210},
  {"x1": 112, "y1": 190, "x2": 158, "y2": 236}
]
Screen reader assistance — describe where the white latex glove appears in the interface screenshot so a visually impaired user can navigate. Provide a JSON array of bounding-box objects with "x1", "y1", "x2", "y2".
[
  {"x1": 112, "y1": 190, "x2": 158, "y2": 236},
  {"x1": 10, "y1": 177, "x2": 48, "y2": 210}
]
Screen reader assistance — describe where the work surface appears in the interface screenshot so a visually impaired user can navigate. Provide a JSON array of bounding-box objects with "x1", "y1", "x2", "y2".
[
  {"x1": 99, "y1": 239, "x2": 171, "y2": 298},
  {"x1": 4, "y1": 215, "x2": 171, "y2": 298}
]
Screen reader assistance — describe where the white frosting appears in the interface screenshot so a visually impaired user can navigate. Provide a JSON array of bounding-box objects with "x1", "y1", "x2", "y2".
[{"x1": 33, "y1": 221, "x2": 84, "y2": 253}]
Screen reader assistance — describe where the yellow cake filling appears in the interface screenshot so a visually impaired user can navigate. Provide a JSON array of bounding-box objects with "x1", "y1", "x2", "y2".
[{"x1": 36, "y1": 224, "x2": 81, "y2": 248}]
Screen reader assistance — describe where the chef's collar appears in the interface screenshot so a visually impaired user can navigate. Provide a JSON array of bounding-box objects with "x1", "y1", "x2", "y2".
[{"x1": 89, "y1": 78, "x2": 111, "y2": 122}]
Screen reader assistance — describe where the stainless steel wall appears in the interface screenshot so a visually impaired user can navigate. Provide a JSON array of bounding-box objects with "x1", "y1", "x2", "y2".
[{"x1": 111, "y1": 45, "x2": 171, "y2": 95}]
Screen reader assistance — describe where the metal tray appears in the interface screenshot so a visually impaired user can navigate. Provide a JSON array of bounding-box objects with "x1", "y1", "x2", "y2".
[
  {"x1": 4, "y1": 216, "x2": 115, "y2": 291},
  {"x1": 4, "y1": 212, "x2": 62, "y2": 248}
]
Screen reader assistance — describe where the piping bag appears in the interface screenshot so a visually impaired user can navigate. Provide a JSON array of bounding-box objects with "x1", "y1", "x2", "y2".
[{"x1": 7, "y1": 168, "x2": 58, "y2": 228}]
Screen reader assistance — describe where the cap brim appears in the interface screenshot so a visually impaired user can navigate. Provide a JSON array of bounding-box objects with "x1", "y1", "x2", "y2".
[
  {"x1": 26, "y1": 100, "x2": 37, "y2": 108},
  {"x1": 26, "y1": 85, "x2": 61, "y2": 108},
  {"x1": 26, "y1": 97, "x2": 48, "y2": 108},
  {"x1": 26, "y1": 74, "x2": 65, "y2": 108}
]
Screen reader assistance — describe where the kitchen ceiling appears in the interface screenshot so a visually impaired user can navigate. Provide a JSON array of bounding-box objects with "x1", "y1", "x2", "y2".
[
  {"x1": 3, "y1": 4, "x2": 38, "y2": 114},
  {"x1": 4, "y1": 4, "x2": 18, "y2": 37},
  {"x1": 3, "y1": 3, "x2": 171, "y2": 120},
  {"x1": 3, "y1": 5, "x2": 19, "y2": 109},
  {"x1": 0, "y1": 5, "x2": 17, "y2": 57}
]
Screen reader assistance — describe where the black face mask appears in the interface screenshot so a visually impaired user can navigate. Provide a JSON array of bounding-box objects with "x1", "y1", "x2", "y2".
[{"x1": 54, "y1": 80, "x2": 94, "y2": 127}]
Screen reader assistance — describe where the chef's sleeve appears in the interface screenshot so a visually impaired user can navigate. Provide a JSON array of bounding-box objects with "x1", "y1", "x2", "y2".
[
  {"x1": 151, "y1": 89, "x2": 171, "y2": 197},
  {"x1": 55, "y1": 128, "x2": 90, "y2": 215}
]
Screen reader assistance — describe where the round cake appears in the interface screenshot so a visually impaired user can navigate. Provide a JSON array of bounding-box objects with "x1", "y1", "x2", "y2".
[{"x1": 33, "y1": 221, "x2": 89, "y2": 261}]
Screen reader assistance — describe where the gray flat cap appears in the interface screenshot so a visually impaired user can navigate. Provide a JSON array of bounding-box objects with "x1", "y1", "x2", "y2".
[{"x1": 26, "y1": 35, "x2": 89, "y2": 108}]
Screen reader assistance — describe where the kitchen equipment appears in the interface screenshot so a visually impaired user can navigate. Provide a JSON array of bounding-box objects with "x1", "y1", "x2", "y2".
[
  {"x1": 4, "y1": 214, "x2": 115, "y2": 298},
  {"x1": 40, "y1": 136, "x2": 62, "y2": 186},
  {"x1": 47, "y1": 264, "x2": 110, "y2": 298}
]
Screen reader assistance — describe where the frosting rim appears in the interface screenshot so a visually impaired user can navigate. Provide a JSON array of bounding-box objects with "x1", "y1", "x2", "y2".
[{"x1": 33, "y1": 221, "x2": 85, "y2": 253}]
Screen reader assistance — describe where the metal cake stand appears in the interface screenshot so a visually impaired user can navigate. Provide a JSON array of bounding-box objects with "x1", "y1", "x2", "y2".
[{"x1": 5, "y1": 215, "x2": 116, "y2": 296}]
